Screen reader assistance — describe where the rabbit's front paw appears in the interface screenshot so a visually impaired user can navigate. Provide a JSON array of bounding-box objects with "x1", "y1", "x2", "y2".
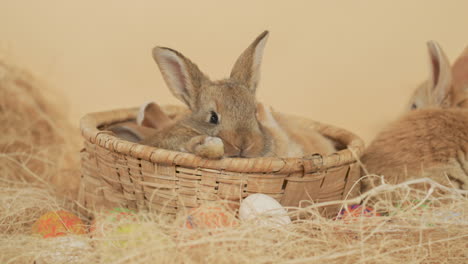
[{"x1": 187, "y1": 136, "x2": 224, "y2": 159}]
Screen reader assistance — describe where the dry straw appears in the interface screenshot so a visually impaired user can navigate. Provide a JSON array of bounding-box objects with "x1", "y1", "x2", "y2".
[
  {"x1": 0, "y1": 57, "x2": 466, "y2": 263},
  {"x1": 0, "y1": 57, "x2": 81, "y2": 198},
  {"x1": 1, "y1": 175, "x2": 467, "y2": 263}
]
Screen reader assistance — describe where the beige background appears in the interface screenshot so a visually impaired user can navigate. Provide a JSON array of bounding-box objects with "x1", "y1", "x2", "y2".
[{"x1": 1, "y1": 1, "x2": 467, "y2": 143}]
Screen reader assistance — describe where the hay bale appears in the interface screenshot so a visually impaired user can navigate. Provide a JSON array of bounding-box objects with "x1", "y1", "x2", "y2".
[{"x1": 0, "y1": 58, "x2": 81, "y2": 197}]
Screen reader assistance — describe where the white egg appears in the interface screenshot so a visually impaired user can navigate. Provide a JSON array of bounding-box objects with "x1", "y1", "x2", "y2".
[{"x1": 239, "y1": 193, "x2": 291, "y2": 227}]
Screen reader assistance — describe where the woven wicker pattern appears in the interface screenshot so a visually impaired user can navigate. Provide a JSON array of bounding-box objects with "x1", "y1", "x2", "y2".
[{"x1": 78, "y1": 106, "x2": 364, "y2": 218}]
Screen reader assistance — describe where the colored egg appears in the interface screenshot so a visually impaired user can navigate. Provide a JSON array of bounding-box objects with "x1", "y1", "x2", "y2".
[
  {"x1": 185, "y1": 206, "x2": 237, "y2": 229},
  {"x1": 91, "y1": 208, "x2": 174, "y2": 250},
  {"x1": 335, "y1": 204, "x2": 381, "y2": 220},
  {"x1": 99, "y1": 222, "x2": 174, "y2": 253},
  {"x1": 239, "y1": 194, "x2": 291, "y2": 227},
  {"x1": 32, "y1": 210, "x2": 87, "y2": 238},
  {"x1": 90, "y1": 207, "x2": 138, "y2": 236}
]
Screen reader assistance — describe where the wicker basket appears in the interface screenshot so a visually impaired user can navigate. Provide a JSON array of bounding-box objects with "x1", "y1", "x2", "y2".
[{"x1": 78, "y1": 106, "x2": 364, "y2": 218}]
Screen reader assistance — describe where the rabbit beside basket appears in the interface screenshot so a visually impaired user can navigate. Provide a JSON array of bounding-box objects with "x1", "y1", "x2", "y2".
[{"x1": 361, "y1": 42, "x2": 468, "y2": 192}]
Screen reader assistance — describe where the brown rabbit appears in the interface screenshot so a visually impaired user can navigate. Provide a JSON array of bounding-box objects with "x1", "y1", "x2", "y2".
[
  {"x1": 361, "y1": 108, "x2": 468, "y2": 191},
  {"x1": 361, "y1": 42, "x2": 468, "y2": 192},
  {"x1": 133, "y1": 100, "x2": 335, "y2": 158},
  {"x1": 407, "y1": 41, "x2": 468, "y2": 111},
  {"x1": 140, "y1": 31, "x2": 335, "y2": 159}
]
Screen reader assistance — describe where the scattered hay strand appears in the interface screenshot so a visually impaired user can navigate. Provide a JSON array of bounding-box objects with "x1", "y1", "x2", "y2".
[{"x1": 1, "y1": 176, "x2": 466, "y2": 263}]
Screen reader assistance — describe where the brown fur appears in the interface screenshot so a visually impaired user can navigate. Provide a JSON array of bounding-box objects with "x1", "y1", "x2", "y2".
[
  {"x1": 107, "y1": 121, "x2": 157, "y2": 143},
  {"x1": 452, "y1": 45, "x2": 468, "y2": 107},
  {"x1": 137, "y1": 101, "x2": 175, "y2": 129},
  {"x1": 361, "y1": 108, "x2": 468, "y2": 191},
  {"x1": 256, "y1": 103, "x2": 335, "y2": 157}
]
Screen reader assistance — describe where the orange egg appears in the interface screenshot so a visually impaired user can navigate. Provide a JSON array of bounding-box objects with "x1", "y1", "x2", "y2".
[
  {"x1": 185, "y1": 206, "x2": 238, "y2": 229},
  {"x1": 32, "y1": 210, "x2": 87, "y2": 238}
]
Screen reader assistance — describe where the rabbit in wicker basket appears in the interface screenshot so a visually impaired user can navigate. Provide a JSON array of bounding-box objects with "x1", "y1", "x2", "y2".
[
  {"x1": 361, "y1": 41, "x2": 468, "y2": 192},
  {"x1": 125, "y1": 31, "x2": 335, "y2": 159}
]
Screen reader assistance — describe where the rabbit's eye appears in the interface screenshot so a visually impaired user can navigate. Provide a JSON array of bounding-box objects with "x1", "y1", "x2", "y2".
[
  {"x1": 411, "y1": 103, "x2": 417, "y2": 110},
  {"x1": 209, "y1": 111, "x2": 219, "y2": 124}
]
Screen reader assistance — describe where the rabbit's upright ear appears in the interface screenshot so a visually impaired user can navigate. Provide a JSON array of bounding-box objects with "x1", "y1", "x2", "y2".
[
  {"x1": 230, "y1": 31, "x2": 269, "y2": 94},
  {"x1": 426, "y1": 41, "x2": 453, "y2": 106},
  {"x1": 452, "y1": 45, "x2": 468, "y2": 106},
  {"x1": 152, "y1": 47, "x2": 210, "y2": 109}
]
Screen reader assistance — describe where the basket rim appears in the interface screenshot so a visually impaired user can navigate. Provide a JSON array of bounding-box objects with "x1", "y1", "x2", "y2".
[{"x1": 80, "y1": 106, "x2": 365, "y2": 174}]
